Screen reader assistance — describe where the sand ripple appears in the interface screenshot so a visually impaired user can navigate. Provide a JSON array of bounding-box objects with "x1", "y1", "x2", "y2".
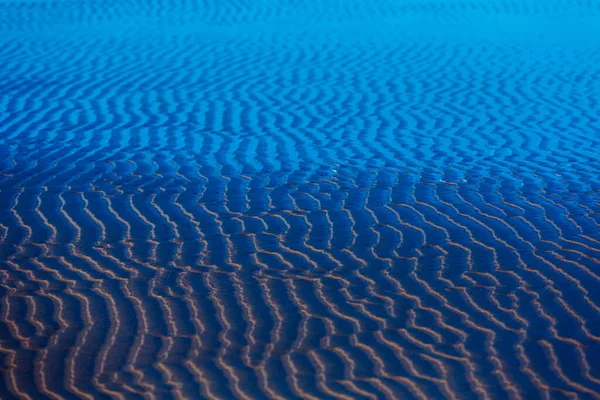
[{"x1": 1, "y1": 0, "x2": 600, "y2": 399}]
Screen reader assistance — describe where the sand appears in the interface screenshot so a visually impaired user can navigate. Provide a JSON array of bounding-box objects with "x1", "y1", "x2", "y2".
[{"x1": 1, "y1": 0, "x2": 600, "y2": 398}]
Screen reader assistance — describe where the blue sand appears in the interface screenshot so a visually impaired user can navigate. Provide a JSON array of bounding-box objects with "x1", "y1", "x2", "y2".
[{"x1": 1, "y1": 1, "x2": 600, "y2": 399}]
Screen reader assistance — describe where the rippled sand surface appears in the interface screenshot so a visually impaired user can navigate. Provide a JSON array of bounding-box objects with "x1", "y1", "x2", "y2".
[{"x1": 1, "y1": 1, "x2": 600, "y2": 399}]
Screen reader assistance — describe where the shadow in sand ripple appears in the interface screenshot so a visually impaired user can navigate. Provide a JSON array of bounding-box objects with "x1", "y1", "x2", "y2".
[{"x1": 2, "y1": 0, "x2": 600, "y2": 399}]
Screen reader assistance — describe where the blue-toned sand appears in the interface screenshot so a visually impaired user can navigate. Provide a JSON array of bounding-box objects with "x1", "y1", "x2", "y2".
[{"x1": 1, "y1": 1, "x2": 600, "y2": 399}]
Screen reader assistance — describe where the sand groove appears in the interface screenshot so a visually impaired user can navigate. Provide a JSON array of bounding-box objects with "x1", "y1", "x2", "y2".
[{"x1": 2, "y1": 0, "x2": 600, "y2": 399}]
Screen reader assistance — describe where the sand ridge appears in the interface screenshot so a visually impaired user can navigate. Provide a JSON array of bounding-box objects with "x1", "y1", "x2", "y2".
[{"x1": 1, "y1": 0, "x2": 600, "y2": 398}]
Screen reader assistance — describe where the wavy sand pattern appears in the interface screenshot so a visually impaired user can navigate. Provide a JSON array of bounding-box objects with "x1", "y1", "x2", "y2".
[{"x1": 1, "y1": 0, "x2": 600, "y2": 399}]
